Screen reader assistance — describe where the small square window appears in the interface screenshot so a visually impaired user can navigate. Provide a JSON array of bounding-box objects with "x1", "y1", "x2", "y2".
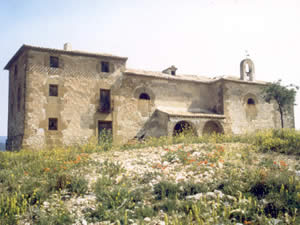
[
  {"x1": 49, "y1": 84, "x2": 58, "y2": 96},
  {"x1": 101, "y1": 61, "x2": 110, "y2": 73},
  {"x1": 50, "y1": 56, "x2": 59, "y2": 68},
  {"x1": 48, "y1": 118, "x2": 58, "y2": 130}
]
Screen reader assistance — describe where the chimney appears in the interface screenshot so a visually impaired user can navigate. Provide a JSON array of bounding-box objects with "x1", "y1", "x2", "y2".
[
  {"x1": 64, "y1": 43, "x2": 72, "y2": 51},
  {"x1": 162, "y1": 65, "x2": 177, "y2": 76}
]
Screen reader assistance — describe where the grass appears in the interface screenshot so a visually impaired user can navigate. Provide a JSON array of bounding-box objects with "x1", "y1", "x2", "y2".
[{"x1": 0, "y1": 129, "x2": 299, "y2": 224}]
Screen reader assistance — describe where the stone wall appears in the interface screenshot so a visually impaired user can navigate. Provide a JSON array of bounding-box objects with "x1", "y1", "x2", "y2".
[
  {"x1": 6, "y1": 52, "x2": 27, "y2": 150},
  {"x1": 223, "y1": 80, "x2": 294, "y2": 134},
  {"x1": 22, "y1": 49, "x2": 126, "y2": 149},
  {"x1": 5, "y1": 46, "x2": 295, "y2": 150},
  {"x1": 114, "y1": 75, "x2": 223, "y2": 144}
]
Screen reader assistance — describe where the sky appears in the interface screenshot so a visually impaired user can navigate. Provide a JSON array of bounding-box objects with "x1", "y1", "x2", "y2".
[{"x1": 0, "y1": 0, "x2": 300, "y2": 136}]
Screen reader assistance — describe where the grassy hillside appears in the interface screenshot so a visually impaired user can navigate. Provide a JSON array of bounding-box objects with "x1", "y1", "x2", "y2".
[{"x1": 0, "y1": 129, "x2": 300, "y2": 225}]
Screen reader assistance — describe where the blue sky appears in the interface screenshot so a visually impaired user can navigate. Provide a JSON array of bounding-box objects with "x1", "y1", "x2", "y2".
[{"x1": 1, "y1": 0, "x2": 300, "y2": 136}]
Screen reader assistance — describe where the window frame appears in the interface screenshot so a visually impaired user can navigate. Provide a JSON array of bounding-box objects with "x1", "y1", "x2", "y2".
[
  {"x1": 17, "y1": 86, "x2": 21, "y2": 112},
  {"x1": 48, "y1": 118, "x2": 58, "y2": 130},
  {"x1": 99, "y1": 89, "x2": 111, "y2": 113},
  {"x1": 101, "y1": 61, "x2": 110, "y2": 73},
  {"x1": 50, "y1": 56, "x2": 59, "y2": 68},
  {"x1": 14, "y1": 64, "x2": 18, "y2": 79},
  {"x1": 49, "y1": 84, "x2": 58, "y2": 97}
]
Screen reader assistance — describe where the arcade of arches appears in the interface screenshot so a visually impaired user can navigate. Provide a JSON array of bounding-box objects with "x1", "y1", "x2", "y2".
[{"x1": 173, "y1": 120, "x2": 223, "y2": 136}]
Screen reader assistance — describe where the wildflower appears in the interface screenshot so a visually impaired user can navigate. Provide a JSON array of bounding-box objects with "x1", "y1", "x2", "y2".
[
  {"x1": 244, "y1": 221, "x2": 252, "y2": 224},
  {"x1": 280, "y1": 160, "x2": 287, "y2": 167},
  {"x1": 44, "y1": 168, "x2": 50, "y2": 172},
  {"x1": 217, "y1": 146, "x2": 224, "y2": 152},
  {"x1": 188, "y1": 158, "x2": 196, "y2": 164},
  {"x1": 219, "y1": 159, "x2": 224, "y2": 163},
  {"x1": 204, "y1": 160, "x2": 208, "y2": 165},
  {"x1": 273, "y1": 161, "x2": 277, "y2": 165},
  {"x1": 210, "y1": 163, "x2": 214, "y2": 167},
  {"x1": 24, "y1": 171, "x2": 29, "y2": 176},
  {"x1": 164, "y1": 148, "x2": 169, "y2": 151}
]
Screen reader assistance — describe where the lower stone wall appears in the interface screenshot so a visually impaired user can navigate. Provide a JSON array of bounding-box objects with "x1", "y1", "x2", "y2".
[{"x1": 6, "y1": 134, "x2": 23, "y2": 151}]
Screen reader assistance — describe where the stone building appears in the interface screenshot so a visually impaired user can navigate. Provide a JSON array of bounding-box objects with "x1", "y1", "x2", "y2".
[{"x1": 4, "y1": 44, "x2": 295, "y2": 150}]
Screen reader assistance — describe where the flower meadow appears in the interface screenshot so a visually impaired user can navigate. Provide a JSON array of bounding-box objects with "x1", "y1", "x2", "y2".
[{"x1": 0, "y1": 129, "x2": 299, "y2": 224}]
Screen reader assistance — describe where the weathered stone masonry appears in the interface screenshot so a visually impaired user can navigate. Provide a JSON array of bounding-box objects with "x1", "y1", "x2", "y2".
[{"x1": 4, "y1": 44, "x2": 295, "y2": 150}]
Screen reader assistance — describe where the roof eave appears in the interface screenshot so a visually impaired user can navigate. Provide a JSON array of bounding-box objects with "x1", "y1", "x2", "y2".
[
  {"x1": 4, "y1": 45, "x2": 27, "y2": 70},
  {"x1": 4, "y1": 44, "x2": 128, "y2": 71}
]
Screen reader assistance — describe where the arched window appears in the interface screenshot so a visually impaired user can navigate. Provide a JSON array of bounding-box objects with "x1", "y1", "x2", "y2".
[
  {"x1": 139, "y1": 93, "x2": 150, "y2": 100},
  {"x1": 202, "y1": 121, "x2": 224, "y2": 135},
  {"x1": 247, "y1": 98, "x2": 255, "y2": 105},
  {"x1": 138, "y1": 93, "x2": 151, "y2": 117},
  {"x1": 245, "y1": 96, "x2": 257, "y2": 121},
  {"x1": 173, "y1": 121, "x2": 197, "y2": 136}
]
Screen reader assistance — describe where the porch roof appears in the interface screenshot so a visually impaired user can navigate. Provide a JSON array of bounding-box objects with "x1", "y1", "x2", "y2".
[{"x1": 157, "y1": 108, "x2": 225, "y2": 119}]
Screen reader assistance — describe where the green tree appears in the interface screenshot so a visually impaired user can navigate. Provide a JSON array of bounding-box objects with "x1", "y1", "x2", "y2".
[{"x1": 263, "y1": 80, "x2": 298, "y2": 128}]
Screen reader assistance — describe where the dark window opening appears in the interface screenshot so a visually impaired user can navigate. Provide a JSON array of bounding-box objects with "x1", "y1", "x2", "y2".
[
  {"x1": 48, "y1": 118, "x2": 58, "y2": 130},
  {"x1": 139, "y1": 93, "x2": 150, "y2": 100},
  {"x1": 173, "y1": 121, "x2": 196, "y2": 136},
  {"x1": 98, "y1": 121, "x2": 112, "y2": 144},
  {"x1": 50, "y1": 56, "x2": 59, "y2": 68},
  {"x1": 101, "y1": 61, "x2": 110, "y2": 73},
  {"x1": 49, "y1": 84, "x2": 58, "y2": 96},
  {"x1": 14, "y1": 65, "x2": 18, "y2": 79},
  {"x1": 17, "y1": 86, "x2": 21, "y2": 112},
  {"x1": 247, "y1": 98, "x2": 255, "y2": 105},
  {"x1": 171, "y1": 71, "x2": 176, "y2": 75},
  {"x1": 100, "y1": 89, "x2": 111, "y2": 112}
]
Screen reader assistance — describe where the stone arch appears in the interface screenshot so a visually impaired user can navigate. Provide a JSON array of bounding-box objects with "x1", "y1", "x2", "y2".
[
  {"x1": 139, "y1": 93, "x2": 150, "y2": 100},
  {"x1": 202, "y1": 120, "x2": 224, "y2": 135},
  {"x1": 133, "y1": 86, "x2": 155, "y2": 102},
  {"x1": 240, "y1": 58, "x2": 255, "y2": 81},
  {"x1": 173, "y1": 121, "x2": 197, "y2": 136},
  {"x1": 243, "y1": 93, "x2": 258, "y2": 121},
  {"x1": 134, "y1": 87, "x2": 154, "y2": 117}
]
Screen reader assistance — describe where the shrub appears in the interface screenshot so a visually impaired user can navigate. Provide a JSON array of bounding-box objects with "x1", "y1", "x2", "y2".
[
  {"x1": 66, "y1": 176, "x2": 88, "y2": 195},
  {"x1": 154, "y1": 181, "x2": 181, "y2": 200},
  {"x1": 255, "y1": 129, "x2": 300, "y2": 155}
]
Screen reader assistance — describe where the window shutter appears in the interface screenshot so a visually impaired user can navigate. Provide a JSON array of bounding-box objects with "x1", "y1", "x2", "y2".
[
  {"x1": 44, "y1": 55, "x2": 49, "y2": 67},
  {"x1": 96, "y1": 62, "x2": 101, "y2": 73},
  {"x1": 60, "y1": 57, "x2": 64, "y2": 69},
  {"x1": 109, "y1": 62, "x2": 114, "y2": 73}
]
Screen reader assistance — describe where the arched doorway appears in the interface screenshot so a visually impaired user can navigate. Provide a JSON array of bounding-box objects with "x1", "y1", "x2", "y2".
[
  {"x1": 138, "y1": 93, "x2": 151, "y2": 117},
  {"x1": 245, "y1": 97, "x2": 257, "y2": 121},
  {"x1": 202, "y1": 121, "x2": 223, "y2": 135},
  {"x1": 173, "y1": 121, "x2": 196, "y2": 136}
]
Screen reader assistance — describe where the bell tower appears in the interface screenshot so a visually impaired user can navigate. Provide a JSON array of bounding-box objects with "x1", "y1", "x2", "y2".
[{"x1": 240, "y1": 57, "x2": 255, "y2": 81}]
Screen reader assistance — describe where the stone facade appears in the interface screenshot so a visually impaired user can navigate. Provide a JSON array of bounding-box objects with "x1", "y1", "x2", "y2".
[{"x1": 4, "y1": 44, "x2": 295, "y2": 150}]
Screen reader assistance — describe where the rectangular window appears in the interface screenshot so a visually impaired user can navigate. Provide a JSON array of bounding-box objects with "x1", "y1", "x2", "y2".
[
  {"x1": 50, "y1": 56, "x2": 59, "y2": 68},
  {"x1": 48, "y1": 118, "x2": 58, "y2": 130},
  {"x1": 49, "y1": 84, "x2": 58, "y2": 96},
  {"x1": 98, "y1": 121, "x2": 112, "y2": 144},
  {"x1": 101, "y1": 61, "x2": 110, "y2": 73},
  {"x1": 14, "y1": 65, "x2": 18, "y2": 79},
  {"x1": 17, "y1": 86, "x2": 21, "y2": 112},
  {"x1": 100, "y1": 89, "x2": 111, "y2": 112}
]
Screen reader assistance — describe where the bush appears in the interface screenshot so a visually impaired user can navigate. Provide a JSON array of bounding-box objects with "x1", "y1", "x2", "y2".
[{"x1": 255, "y1": 129, "x2": 300, "y2": 155}]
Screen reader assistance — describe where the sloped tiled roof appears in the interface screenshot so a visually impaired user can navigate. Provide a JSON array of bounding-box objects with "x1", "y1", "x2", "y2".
[
  {"x1": 157, "y1": 107, "x2": 225, "y2": 119},
  {"x1": 4, "y1": 44, "x2": 127, "y2": 70},
  {"x1": 124, "y1": 68, "x2": 267, "y2": 85}
]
